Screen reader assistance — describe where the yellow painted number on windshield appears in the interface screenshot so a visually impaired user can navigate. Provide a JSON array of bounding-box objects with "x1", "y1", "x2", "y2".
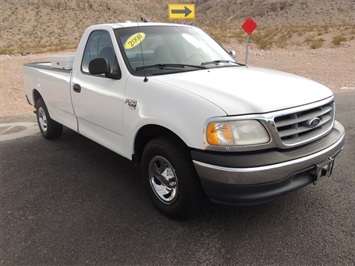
[{"x1": 125, "y1": 32, "x2": 146, "y2": 49}]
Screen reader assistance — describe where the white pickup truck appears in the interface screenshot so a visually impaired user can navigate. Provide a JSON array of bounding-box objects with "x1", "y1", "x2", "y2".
[{"x1": 23, "y1": 22, "x2": 345, "y2": 219}]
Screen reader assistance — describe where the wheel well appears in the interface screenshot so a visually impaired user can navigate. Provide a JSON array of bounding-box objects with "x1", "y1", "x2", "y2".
[
  {"x1": 33, "y1": 89, "x2": 42, "y2": 106},
  {"x1": 133, "y1": 125, "x2": 186, "y2": 164}
]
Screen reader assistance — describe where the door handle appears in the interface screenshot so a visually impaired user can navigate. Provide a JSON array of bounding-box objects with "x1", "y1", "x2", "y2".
[{"x1": 73, "y1": 84, "x2": 81, "y2": 93}]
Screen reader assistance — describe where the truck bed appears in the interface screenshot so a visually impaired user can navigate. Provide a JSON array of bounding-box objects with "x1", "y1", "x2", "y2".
[
  {"x1": 23, "y1": 62, "x2": 77, "y2": 132},
  {"x1": 23, "y1": 62, "x2": 72, "y2": 73}
]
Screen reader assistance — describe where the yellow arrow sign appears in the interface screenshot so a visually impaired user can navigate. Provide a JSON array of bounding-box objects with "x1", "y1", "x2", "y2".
[{"x1": 169, "y1": 4, "x2": 195, "y2": 20}]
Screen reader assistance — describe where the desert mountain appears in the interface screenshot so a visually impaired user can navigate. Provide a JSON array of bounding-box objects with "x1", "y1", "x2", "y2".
[{"x1": 1, "y1": 0, "x2": 354, "y2": 53}]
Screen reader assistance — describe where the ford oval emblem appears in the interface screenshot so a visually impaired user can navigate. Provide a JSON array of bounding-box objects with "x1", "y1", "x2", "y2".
[{"x1": 308, "y1": 117, "x2": 321, "y2": 128}]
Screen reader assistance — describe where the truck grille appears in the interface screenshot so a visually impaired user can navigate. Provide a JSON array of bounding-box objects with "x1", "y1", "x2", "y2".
[{"x1": 274, "y1": 102, "x2": 335, "y2": 146}]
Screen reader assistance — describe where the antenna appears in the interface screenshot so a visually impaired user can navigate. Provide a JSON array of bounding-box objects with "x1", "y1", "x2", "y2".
[{"x1": 137, "y1": 19, "x2": 148, "y2": 82}]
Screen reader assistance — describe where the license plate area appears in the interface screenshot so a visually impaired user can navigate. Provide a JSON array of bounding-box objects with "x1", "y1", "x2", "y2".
[{"x1": 313, "y1": 157, "x2": 335, "y2": 185}]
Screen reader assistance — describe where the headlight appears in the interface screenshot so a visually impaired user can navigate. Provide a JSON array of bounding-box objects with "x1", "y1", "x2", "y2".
[{"x1": 206, "y1": 120, "x2": 270, "y2": 146}]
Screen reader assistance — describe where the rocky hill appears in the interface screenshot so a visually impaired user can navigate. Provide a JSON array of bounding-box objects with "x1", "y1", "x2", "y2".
[
  {"x1": 1, "y1": 0, "x2": 354, "y2": 54},
  {"x1": 194, "y1": 0, "x2": 355, "y2": 26}
]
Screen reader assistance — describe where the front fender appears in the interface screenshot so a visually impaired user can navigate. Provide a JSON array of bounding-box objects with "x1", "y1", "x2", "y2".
[{"x1": 123, "y1": 76, "x2": 226, "y2": 156}]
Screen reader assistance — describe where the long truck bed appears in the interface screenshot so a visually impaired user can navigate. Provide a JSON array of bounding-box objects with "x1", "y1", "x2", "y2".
[{"x1": 23, "y1": 62, "x2": 77, "y2": 131}]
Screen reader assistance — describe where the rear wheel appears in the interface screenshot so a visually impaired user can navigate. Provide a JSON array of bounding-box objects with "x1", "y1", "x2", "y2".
[
  {"x1": 141, "y1": 135, "x2": 206, "y2": 219},
  {"x1": 36, "y1": 98, "x2": 63, "y2": 140}
]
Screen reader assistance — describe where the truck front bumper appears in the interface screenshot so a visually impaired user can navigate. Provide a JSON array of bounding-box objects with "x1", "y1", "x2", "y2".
[{"x1": 192, "y1": 121, "x2": 345, "y2": 205}]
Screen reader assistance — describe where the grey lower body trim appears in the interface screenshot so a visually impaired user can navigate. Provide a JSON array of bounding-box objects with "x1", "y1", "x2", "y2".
[{"x1": 193, "y1": 129, "x2": 345, "y2": 185}]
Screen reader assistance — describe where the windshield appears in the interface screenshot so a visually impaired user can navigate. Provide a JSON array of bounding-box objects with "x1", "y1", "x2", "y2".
[{"x1": 115, "y1": 25, "x2": 238, "y2": 76}]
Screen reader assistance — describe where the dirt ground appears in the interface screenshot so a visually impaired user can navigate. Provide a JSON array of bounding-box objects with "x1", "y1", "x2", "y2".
[{"x1": 0, "y1": 41, "x2": 354, "y2": 119}]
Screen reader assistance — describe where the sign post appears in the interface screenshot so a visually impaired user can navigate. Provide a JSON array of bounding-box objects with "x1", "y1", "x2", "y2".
[
  {"x1": 169, "y1": 4, "x2": 195, "y2": 21},
  {"x1": 241, "y1": 17, "x2": 257, "y2": 65}
]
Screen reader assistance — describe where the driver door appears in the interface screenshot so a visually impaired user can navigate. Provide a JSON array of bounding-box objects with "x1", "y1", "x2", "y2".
[{"x1": 71, "y1": 30, "x2": 125, "y2": 153}]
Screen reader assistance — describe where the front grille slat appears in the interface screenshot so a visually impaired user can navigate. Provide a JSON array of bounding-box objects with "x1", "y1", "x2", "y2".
[
  {"x1": 276, "y1": 106, "x2": 333, "y2": 128},
  {"x1": 279, "y1": 126, "x2": 313, "y2": 138},
  {"x1": 274, "y1": 102, "x2": 335, "y2": 146}
]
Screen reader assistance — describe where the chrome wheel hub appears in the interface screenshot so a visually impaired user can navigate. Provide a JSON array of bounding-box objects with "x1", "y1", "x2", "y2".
[
  {"x1": 148, "y1": 156, "x2": 178, "y2": 204},
  {"x1": 38, "y1": 107, "x2": 48, "y2": 133}
]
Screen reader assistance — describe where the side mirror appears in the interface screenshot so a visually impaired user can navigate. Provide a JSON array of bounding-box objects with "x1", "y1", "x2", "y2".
[
  {"x1": 89, "y1": 57, "x2": 122, "y2": 80},
  {"x1": 89, "y1": 58, "x2": 110, "y2": 75},
  {"x1": 229, "y1": 50, "x2": 236, "y2": 60}
]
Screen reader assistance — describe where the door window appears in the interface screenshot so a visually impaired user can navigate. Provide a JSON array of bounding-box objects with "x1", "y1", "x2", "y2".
[{"x1": 81, "y1": 30, "x2": 119, "y2": 74}]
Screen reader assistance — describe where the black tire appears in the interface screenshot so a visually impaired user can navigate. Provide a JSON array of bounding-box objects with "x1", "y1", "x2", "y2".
[
  {"x1": 36, "y1": 98, "x2": 63, "y2": 140},
  {"x1": 141, "y1": 135, "x2": 206, "y2": 219}
]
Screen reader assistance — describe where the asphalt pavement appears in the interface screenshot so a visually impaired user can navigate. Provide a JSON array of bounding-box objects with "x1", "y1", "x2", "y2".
[{"x1": 0, "y1": 92, "x2": 354, "y2": 265}]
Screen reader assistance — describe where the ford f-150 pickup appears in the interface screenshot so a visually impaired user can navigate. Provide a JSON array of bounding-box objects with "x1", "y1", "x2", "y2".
[{"x1": 23, "y1": 22, "x2": 345, "y2": 219}]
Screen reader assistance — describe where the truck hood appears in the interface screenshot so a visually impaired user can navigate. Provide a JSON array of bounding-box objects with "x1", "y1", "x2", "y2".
[{"x1": 153, "y1": 67, "x2": 333, "y2": 115}]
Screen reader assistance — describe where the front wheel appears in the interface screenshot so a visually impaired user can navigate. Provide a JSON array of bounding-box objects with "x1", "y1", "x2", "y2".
[
  {"x1": 36, "y1": 98, "x2": 63, "y2": 140},
  {"x1": 141, "y1": 136, "x2": 206, "y2": 219}
]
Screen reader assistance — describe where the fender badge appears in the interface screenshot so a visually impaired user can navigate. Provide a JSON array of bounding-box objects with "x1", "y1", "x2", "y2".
[{"x1": 125, "y1": 98, "x2": 137, "y2": 109}]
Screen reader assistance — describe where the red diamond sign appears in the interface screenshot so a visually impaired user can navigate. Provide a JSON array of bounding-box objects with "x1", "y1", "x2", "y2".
[{"x1": 242, "y1": 17, "x2": 257, "y2": 35}]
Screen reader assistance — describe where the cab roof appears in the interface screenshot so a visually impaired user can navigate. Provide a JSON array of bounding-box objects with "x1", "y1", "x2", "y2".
[{"x1": 92, "y1": 21, "x2": 194, "y2": 30}]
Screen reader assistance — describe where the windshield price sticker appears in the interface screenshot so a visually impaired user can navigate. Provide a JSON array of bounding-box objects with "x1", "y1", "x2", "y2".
[{"x1": 125, "y1": 32, "x2": 146, "y2": 49}]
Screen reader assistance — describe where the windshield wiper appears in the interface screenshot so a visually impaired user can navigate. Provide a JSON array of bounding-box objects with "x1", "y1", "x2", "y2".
[
  {"x1": 136, "y1": 64, "x2": 206, "y2": 71},
  {"x1": 201, "y1": 60, "x2": 244, "y2": 66}
]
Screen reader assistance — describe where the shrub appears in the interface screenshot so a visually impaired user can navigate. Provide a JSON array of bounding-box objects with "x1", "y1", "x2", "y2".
[
  {"x1": 275, "y1": 34, "x2": 290, "y2": 48},
  {"x1": 332, "y1": 35, "x2": 347, "y2": 46},
  {"x1": 304, "y1": 34, "x2": 316, "y2": 43},
  {"x1": 310, "y1": 38, "x2": 325, "y2": 49},
  {"x1": 251, "y1": 32, "x2": 273, "y2": 50},
  {"x1": 0, "y1": 48, "x2": 14, "y2": 55}
]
